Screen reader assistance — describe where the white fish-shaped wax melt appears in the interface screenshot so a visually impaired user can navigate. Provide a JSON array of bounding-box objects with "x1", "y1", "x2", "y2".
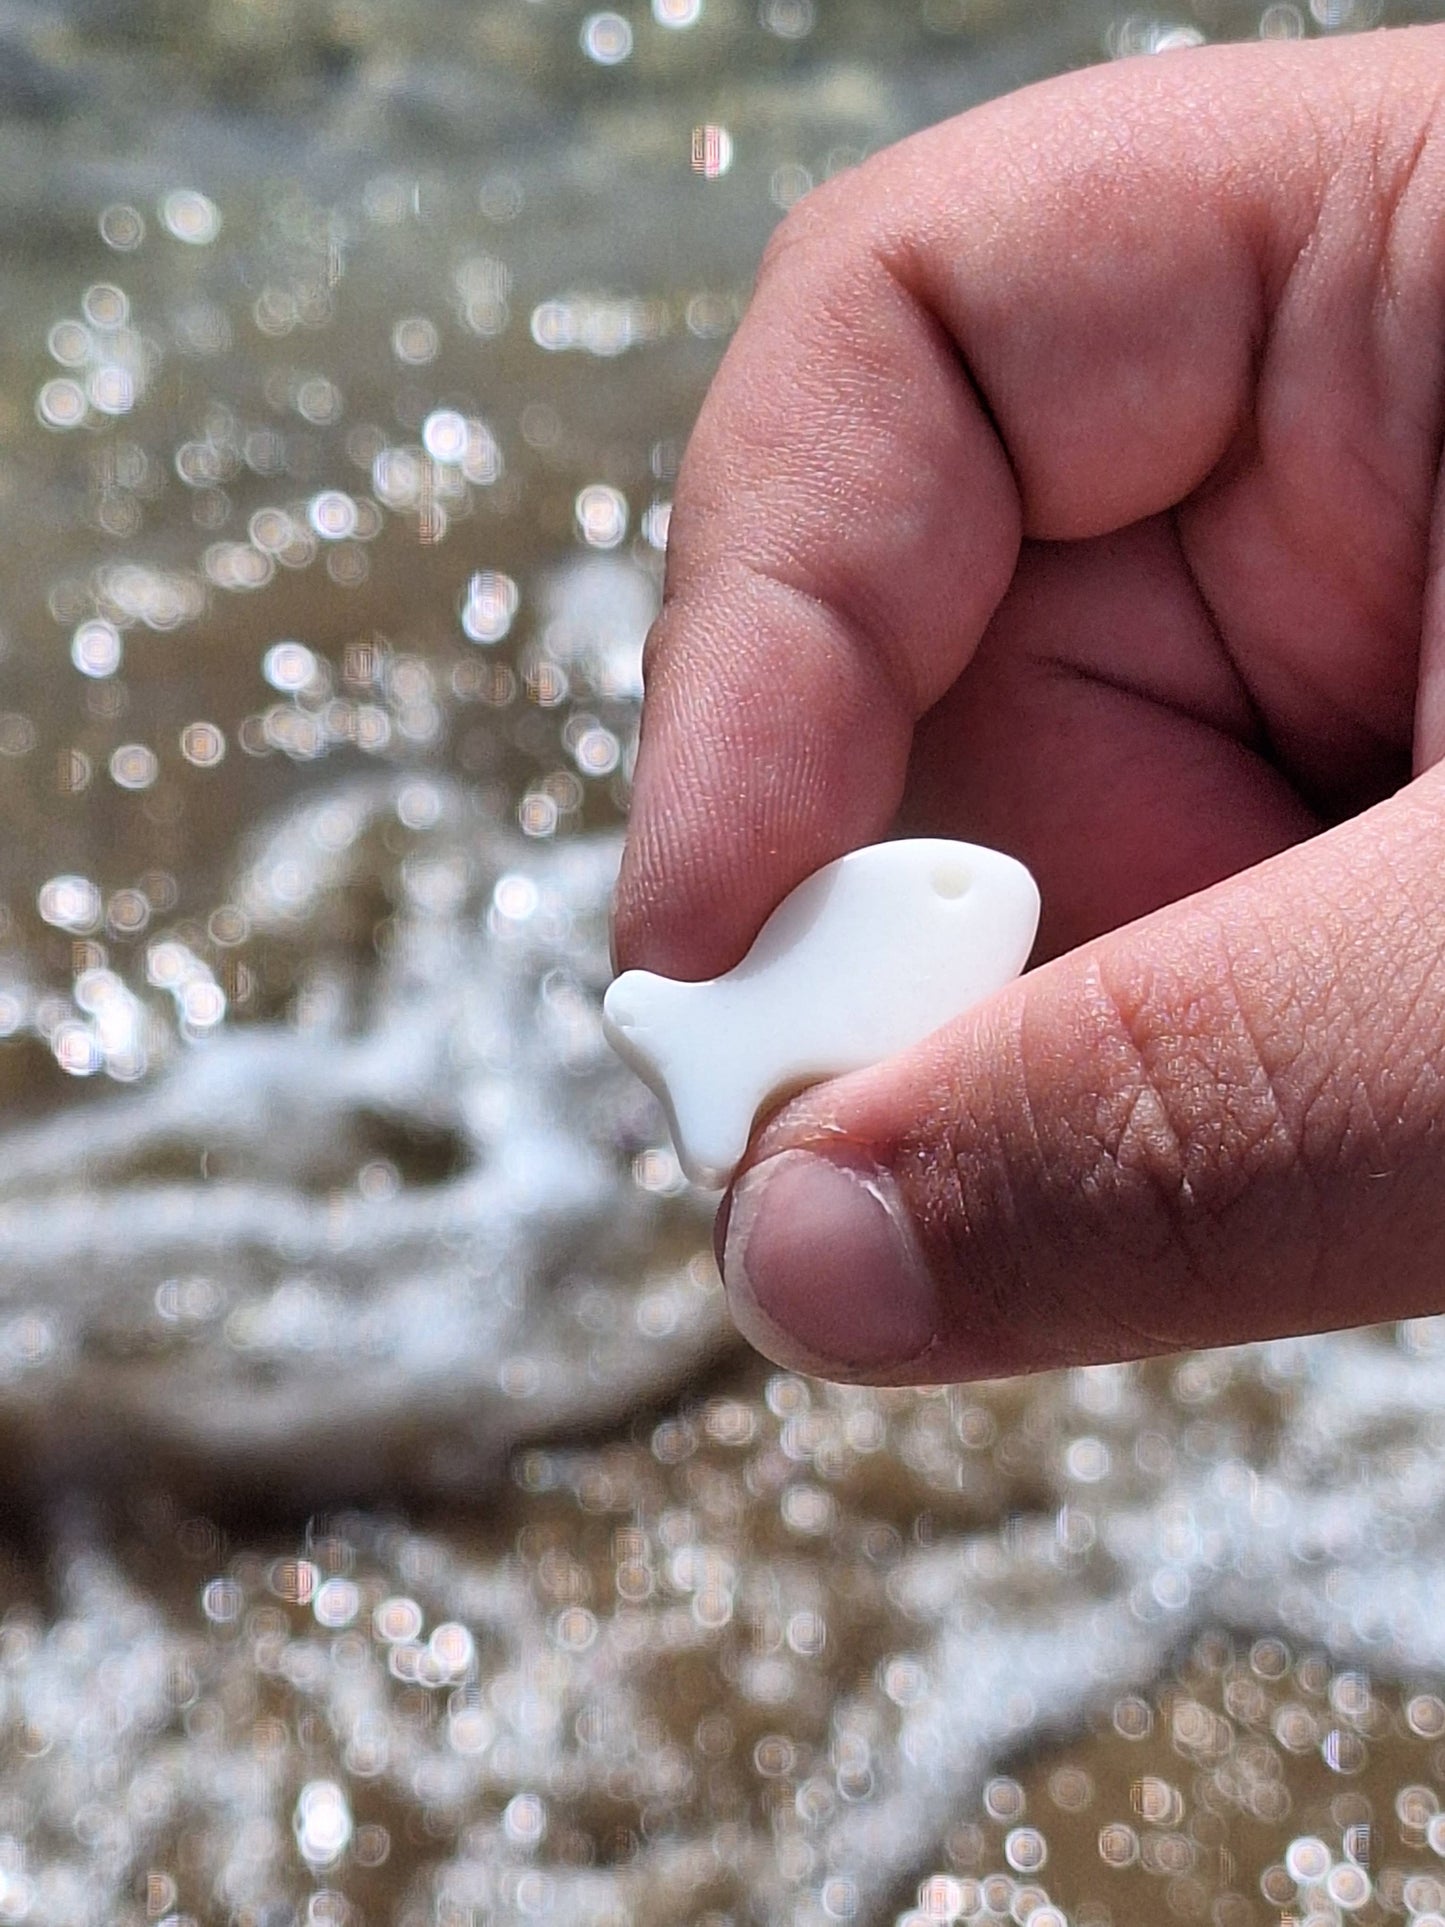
[{"x1": 603, "y1": 838, "x2": 1040, "y2": 1189}]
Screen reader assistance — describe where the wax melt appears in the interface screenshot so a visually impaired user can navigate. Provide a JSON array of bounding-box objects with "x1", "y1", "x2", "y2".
[{"x1": 604, "y1": 838, "x2": 1040, "y2": 1189}]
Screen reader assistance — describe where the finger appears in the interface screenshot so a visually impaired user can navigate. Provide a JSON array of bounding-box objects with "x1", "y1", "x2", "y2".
[
  {"x1": 614, "y1": 29, "x2": 1445, "y2": 979},
  {"x1": 717, "y1": 764, "x2": 1445, "y2": 1382},
  {"x1": 896, "y1": 522, "x2": 1323, "y2": 958}
]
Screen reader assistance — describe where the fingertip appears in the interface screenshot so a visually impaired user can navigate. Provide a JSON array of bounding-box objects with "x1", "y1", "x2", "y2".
[
  {"x1": 718, "y1": 1146, "x2": 943, "y2": 1380},
  {"x1": 609, "y1": 807, "x2": 687, "y2": 978}
]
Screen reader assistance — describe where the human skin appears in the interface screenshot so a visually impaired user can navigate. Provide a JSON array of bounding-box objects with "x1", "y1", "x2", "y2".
[{"x1": 611, "y1": 26, "x2": 1445, "y2": 1384}]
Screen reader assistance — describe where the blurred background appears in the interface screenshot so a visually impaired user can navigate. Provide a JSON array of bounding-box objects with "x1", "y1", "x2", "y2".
[{"x1": 1, "y1": 0, "x2": 1445, "y2": 1922}]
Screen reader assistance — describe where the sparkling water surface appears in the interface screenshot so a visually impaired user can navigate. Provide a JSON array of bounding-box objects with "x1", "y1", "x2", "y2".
[{"x1": 1, "y1": 1, "x2": 1444, "y2": 1922}]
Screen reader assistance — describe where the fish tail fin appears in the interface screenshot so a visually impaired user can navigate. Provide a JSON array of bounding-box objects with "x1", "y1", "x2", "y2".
[{"x1": 603, "y1": 971, "x2": 748, "y2": 1188}]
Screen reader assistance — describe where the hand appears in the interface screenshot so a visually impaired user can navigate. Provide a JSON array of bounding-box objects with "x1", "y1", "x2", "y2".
[{"x1": 612, "y1": 26, "x2": 1445, "y2": 1384}]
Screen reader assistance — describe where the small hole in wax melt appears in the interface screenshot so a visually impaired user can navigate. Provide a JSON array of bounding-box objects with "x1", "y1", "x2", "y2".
[{"x1": 931, "y1": 859, "x2": 970, "y2": 900}]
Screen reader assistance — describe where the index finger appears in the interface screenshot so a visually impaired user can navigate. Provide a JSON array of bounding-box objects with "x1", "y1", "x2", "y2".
[{"x1": 611, "y1": 29, "x2": 1425, "y2": 979}]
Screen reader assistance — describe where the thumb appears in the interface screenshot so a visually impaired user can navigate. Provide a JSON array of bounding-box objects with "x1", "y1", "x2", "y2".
[{"x1": 717, "y1": 770, "x2": 1445, "y2": 1383}]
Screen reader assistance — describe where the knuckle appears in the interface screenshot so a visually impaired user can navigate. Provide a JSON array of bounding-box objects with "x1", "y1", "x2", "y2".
[
  {"x1": 921, "y1": 830, "x2": 1445, "y2": 1365},
  {"x1": 1025, "y1": 939, "x2": 1328, "y2": 1345},
  {"x1": 1084, "y1": 942, "x2": 1308, "y2": 1219}
]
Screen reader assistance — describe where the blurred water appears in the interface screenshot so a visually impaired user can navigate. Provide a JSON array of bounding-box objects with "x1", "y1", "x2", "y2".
[{"x1": 2, "y1": 1, "x2": 1445, "y2": 1923}]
